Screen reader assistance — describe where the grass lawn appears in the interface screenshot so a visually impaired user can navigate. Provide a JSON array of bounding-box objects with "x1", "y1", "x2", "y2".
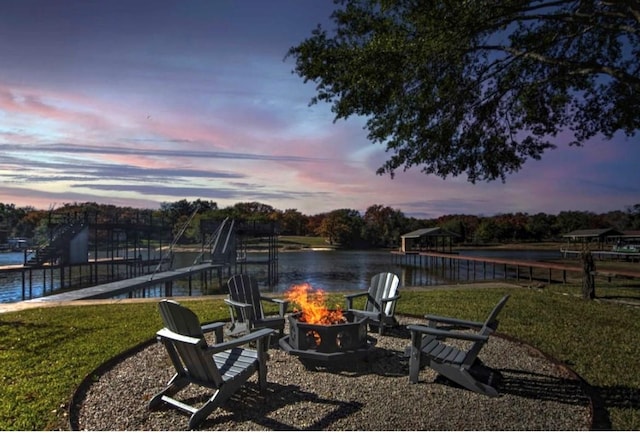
[{"x1": 1, "y1": 284, "x2": 639, "y2": 430}]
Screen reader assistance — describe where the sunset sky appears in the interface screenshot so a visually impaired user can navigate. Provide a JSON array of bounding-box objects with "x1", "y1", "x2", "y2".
[{"x1": 1, "y1": 0, "x2": 638, "y2": 218}]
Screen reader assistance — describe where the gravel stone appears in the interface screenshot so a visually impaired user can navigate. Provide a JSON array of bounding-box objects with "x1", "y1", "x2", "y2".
[{"x1": 72, "y1": 316, "x2": 591, "y2": 430}]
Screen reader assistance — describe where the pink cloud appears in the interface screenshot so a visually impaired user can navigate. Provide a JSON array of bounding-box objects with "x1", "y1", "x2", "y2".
[{"x1": 0, "y1": 85, "x2": 112, "y2": 132}]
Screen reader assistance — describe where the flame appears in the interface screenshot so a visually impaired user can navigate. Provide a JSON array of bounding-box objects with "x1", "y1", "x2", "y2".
[{"x1": 285, "y1": 282, "x2": 345, "y2": 324}]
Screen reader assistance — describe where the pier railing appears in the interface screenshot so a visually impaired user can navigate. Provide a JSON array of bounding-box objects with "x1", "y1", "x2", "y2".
[
  {"x1": 391, "y1": 250, "x2": 640, "y2": 285},
  {"x1": 21, "y1": 263, "x2": 225, "y2": 303}
]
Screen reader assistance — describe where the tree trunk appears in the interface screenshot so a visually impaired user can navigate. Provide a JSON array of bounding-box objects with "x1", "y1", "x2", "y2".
[{"x1": 581, "y1": 248, "x2": 596, "y2": 300}]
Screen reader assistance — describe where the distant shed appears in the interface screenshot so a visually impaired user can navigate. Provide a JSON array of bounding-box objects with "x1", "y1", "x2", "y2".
[
  {"x1": 400, "y1": 227, "x2": 459, "y2": 253},
  {"x1": 562, "y1": 228, "x2": 623, "y2": 250}
]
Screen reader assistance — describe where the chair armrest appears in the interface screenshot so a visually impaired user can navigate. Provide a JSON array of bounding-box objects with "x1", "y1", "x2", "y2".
[
  {"x1": 157, "y1": 327, "x2": 275, "y2": 353},
  {"x1": 201, "y1": 322, "x2": 225, "y2": 343},
  {"x1": 207, "y1": 328, "x2": 275, "y2": 353},
  {"x1": 224, "y1": 298, "x2": 252, "y2": 309},
  {"x1": 260, "y1": 295, "x2": 286, "y2": 304},
  {"x1": 349, "y1": 309, "x2": 378, "y2": 319},
  {"x1": 407, "y1": 324, "x2": 489, "y2": 342},
  {"x1": 344, "y1": 291, "x2": 368, "y2": 309},
  {"x1": 157, "y1": 328, "x2": 202, "y2": 345},
  {"x1": 224, "y1": 298, "x2": 255, "y2": 322},
  {"x1": 201, "y1": 322, "x2": 225, "y2": 333},
  {"x1": 344, "y1": 291, "x2": 367, "y2": 300},
  {"x1": 424, "y1": 314, "x2": 484, "y2": 329},
  {"x1": 261, "y1": 296, "x2": 289, "y2": 316}
]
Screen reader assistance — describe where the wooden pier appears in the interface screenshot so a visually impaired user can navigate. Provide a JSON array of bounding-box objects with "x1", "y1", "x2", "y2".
[
  {"x1": 560, "y1": 249, "x2": 640, "y2": 261},
  {"x1": 22, "y1": 263, "x2": 225, "y2": 303},
  {"x1": 391, "y1": 250, "x2": 640, "y2": 284},
  {"x1": 1, "y1": 256, "x2": 171, "y2": 301}
]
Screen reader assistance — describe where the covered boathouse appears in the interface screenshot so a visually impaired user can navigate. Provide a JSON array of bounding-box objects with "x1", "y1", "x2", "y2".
[
  {"x1": 562, "y1": 228, "x2": 624, "y2": 251},
  {"x1": 399, "y1": 227, "x2": 459, "y2": 253}
]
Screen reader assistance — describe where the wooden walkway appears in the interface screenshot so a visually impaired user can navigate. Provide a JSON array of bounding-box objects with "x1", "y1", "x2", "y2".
[
  {"x1": 391, "y1": 250, "x2": 640, "y2": 283},
  {"x1": 22, "y1": 263, "x2": 223, "y2": 303},
  {"x1": 561, "y1": 249, "x2": 640, "y2": 261}
]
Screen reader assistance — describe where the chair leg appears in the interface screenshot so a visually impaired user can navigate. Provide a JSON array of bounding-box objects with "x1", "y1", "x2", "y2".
[
  {"x1": 408, "y1": 332, "x2": 423, "y2": 383},
  {"x1": 188, "y1": 388, "x2": 230, "y2": 429},
  {"x1": 148, "y1": 374, "x2": 190, "y2": 409},
  {"x1": 430, "y1": 362, "x2": 499, "y2": 397},
  {"x1": 187, "y1": 369, "x2": 258, "y2": 428},
  {"x1": 257, "y1": 338, "x2": 269, "y2": 391}
]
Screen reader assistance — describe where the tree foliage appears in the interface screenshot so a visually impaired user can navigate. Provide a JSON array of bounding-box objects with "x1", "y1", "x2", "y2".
[
  {"x1": 287, "y1": 0, "x2": 640, "y2": 182},
  {"x1": 3, "y1": 200, "x2": 640, "y2": 248},
  {"x1": 363, "y1": 204, "x2": 406, "y2": 247},
  {"x1": 317, "y1": 208, "x2": 365, "y2": 246}
]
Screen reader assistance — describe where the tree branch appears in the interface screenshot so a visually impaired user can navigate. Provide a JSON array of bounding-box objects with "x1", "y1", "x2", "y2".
[{"x1": 477, "y1": 44, "x2": 640, "y2": 90}]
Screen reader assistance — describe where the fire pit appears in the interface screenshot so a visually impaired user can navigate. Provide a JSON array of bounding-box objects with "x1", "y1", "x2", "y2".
[{"x1": 279, "y1": 283, "x2": 375, "y2": 362}]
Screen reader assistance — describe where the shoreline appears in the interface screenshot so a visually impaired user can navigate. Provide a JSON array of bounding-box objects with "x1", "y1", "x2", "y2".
[
  {"x1": 168, "y1": 241, "x2": 568, "y2": 254},
  {"x1": 0, "y1": 282, "x2": 522, "y2": 314}
]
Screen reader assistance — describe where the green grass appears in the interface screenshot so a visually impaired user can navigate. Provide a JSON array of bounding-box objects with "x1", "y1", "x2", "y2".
[
  {"x1": 1, "y1": 286, "x2": 639, "y2": 430},
  {"x1": 0, "y1": 301, "x2": 229, "y2": 430},
  {"x1": 278, "y1": 235, "x2": 335, "y2": 249}
]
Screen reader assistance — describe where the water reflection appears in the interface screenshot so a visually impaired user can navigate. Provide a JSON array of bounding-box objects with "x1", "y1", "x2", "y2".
[
  {"x1": 174, "y1": 249, "x2": 460, "y2": 293},
  {"x1": 1, "y1": 248, "x2": 563, "y2": 302}
]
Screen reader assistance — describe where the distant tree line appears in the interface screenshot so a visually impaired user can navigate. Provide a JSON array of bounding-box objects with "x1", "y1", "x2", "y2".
[{"x1": 2, "y1": 200, "x2": 640, "y2": 249}]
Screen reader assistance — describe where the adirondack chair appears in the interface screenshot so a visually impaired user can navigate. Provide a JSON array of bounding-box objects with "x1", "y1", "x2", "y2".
[
  {"x1": 407, "y1": 294, "x2": 510, "y2": 397},
  {"x1": 224, "y1": 274, "x2": 288, "y2": 337},
  {"x1": 149, "y1": 299, "x2": 274, "y2": 429},
  {"x1": 345, "y1": 272, "x2": 400, "y2": 335}
]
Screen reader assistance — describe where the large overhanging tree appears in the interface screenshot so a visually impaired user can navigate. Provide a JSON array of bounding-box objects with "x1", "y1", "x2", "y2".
[{"x1": 287, "y1": 0, "x2": 640, "y2": 182}]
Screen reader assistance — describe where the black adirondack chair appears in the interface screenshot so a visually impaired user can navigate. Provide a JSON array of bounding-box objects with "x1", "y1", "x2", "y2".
[
  {"x1": 407, "y1": 294, "x2": 510, "y2": 397},
  {"x1": 149, "y1": 299, "x2": 274, "y2": 429},
  {"x1": 345, "y1": 272, "x2": 400, "y2": 335},
  {"x1": 224, "y1": 274, "x2": 288, "y2": 337}
]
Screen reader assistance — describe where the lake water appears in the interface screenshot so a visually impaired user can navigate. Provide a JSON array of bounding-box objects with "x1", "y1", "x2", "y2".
[
  {"x1": 0, "y1": 252, "x2": 24, "y2": 266},
  {"x1": 0, "y1": 248, "x2": 564, "y2": 303}
]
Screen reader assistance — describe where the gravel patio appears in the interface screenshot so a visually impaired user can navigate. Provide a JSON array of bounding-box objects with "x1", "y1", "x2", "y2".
[{"x1": 71, "y1": 315, "x2": 592, "y2": 430}]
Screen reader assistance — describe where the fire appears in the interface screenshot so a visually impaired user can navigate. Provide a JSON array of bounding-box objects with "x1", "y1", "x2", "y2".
[{"x1": 285, "y1": 283, "x2": 345, "y2": 324}]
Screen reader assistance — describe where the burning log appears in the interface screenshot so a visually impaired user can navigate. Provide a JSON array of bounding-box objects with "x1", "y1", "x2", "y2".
[
  {"x1": 285, "y1": 283, "x2": 346, "y2": 325},
  {"x1": 280, "y1": 283, "x2": 372, "y2": 359}
]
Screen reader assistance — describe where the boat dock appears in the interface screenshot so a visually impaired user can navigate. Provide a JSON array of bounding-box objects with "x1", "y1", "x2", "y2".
[
  {"x1": 20, "y1": 262, "x2": 224, "y2": 304},
  {"x1": 560, "y1": 249, "x2": 640, "y2": 261},
  {"x1": 0, "y1": 256, "x2": 173, "y2": 301},
  {"x1": 391, "y1": 250, "x2": 640, "y2": 284}
]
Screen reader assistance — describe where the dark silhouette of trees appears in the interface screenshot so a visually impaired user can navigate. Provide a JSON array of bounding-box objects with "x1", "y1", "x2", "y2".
[
  {"x1": 362, "y1": 204, "x2": 406, "y2": 247},
  {"x1": 287, "y1": 0, "x2": 639, "y2": 182},
  {"x1": 317, "y1": 208, "x2": 364, "y2": 247},
  {"x1": 279, "y1": 209, "x2": 308, "y2": 236},
  {"x1": 3, "y1": 200, "x2": 640, "y2": 249}
]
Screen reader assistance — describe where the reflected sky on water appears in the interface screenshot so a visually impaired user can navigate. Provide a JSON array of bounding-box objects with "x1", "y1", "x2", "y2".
[
  {"x1": 177, "y1": 248, "x2": 564, "y2": 293},
  {"x1": 1, "y1": 248, "x2": 564, "y2": 302}
]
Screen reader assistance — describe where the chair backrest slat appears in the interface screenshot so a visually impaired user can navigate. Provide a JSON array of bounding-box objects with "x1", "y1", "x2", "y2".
[
  {"x1": 157, "y1": 300, "x2": 223, "y2": 385},
  {"x1": 463, "y1": 294, "x2": 510, "y2": 366},
  {"x1": 366, "y1": 272, "x2": 400, "y2": 315},
  {"x1": 174, "y1": 339, "x2": 220, "y2": 383},
  {"x1": 480, "y1": 294, "x2": 510, "y2": 334},
  {"x1": 159, "y1": 300, "x2": 205, "y2": 338},
  {"x1": 227, "y1": 274, "x2": 264, "y2": 320}
]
